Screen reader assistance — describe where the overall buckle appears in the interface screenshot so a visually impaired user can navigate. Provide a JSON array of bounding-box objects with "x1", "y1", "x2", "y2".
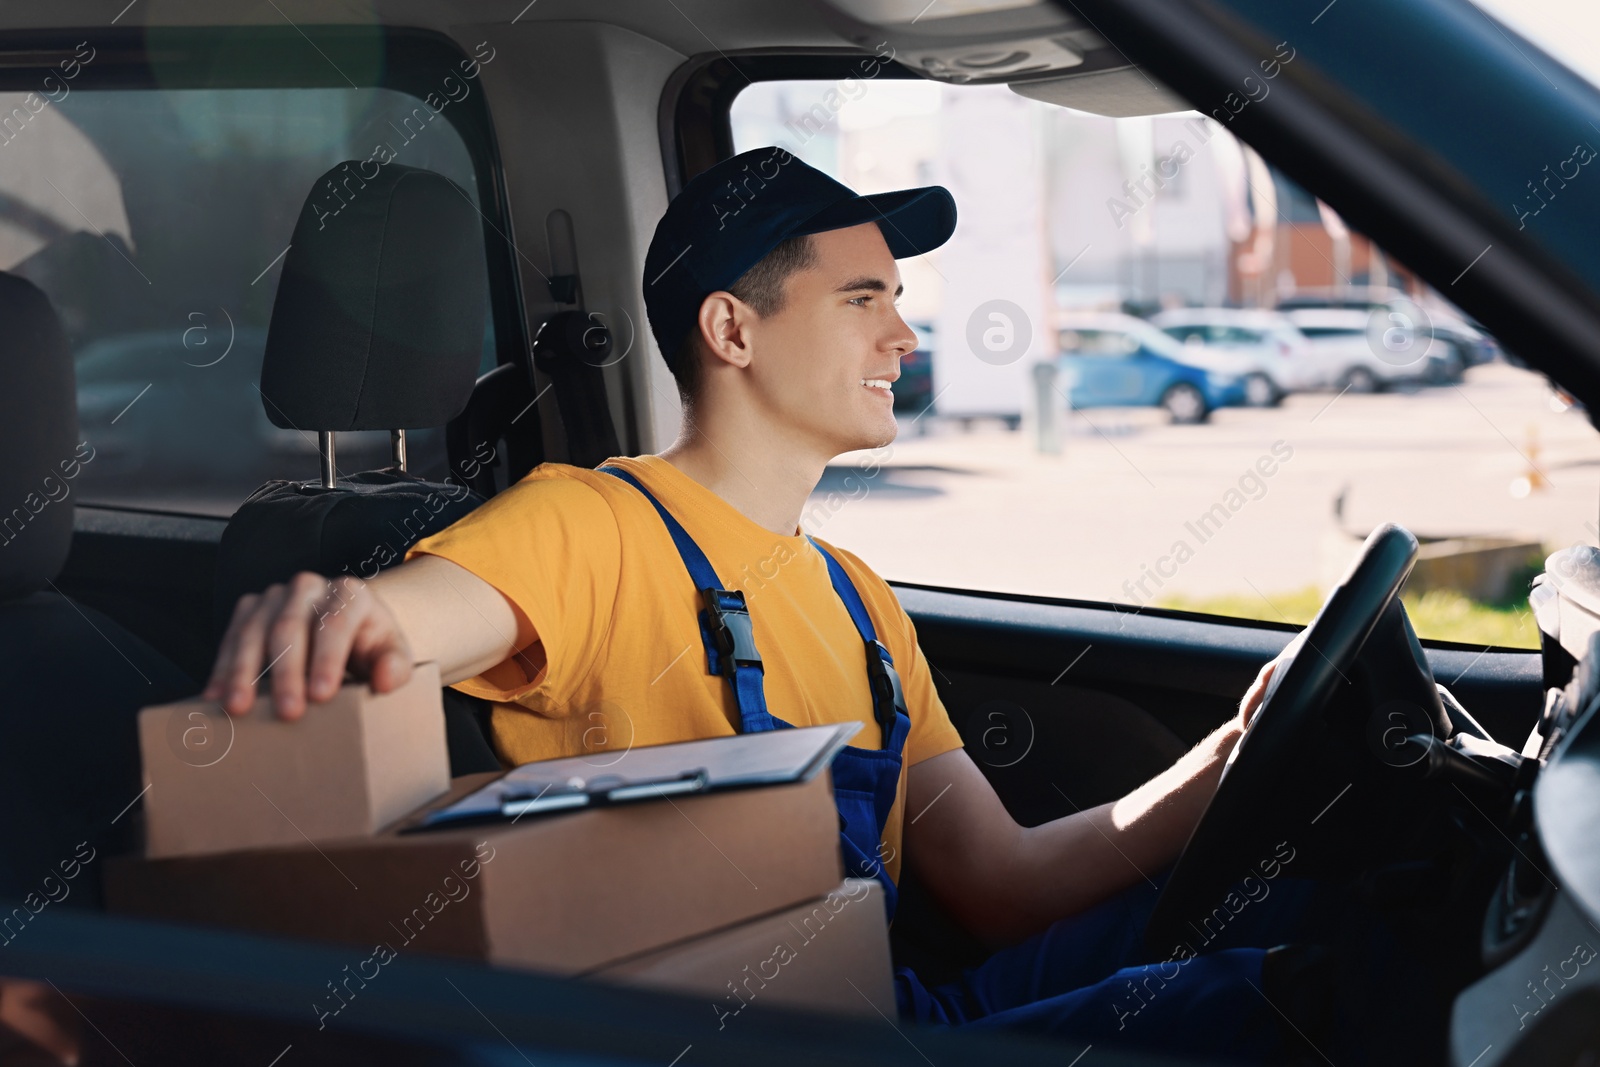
[
  {"x1": 702, "y1": 587, "x2": 762, "y2": 676},
  {"x1": 865, "y1": 638, "x2": 907, "y2": 731}
]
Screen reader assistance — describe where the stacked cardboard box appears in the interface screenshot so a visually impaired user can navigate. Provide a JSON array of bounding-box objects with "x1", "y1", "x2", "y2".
[
  {"x1": 590, "y1": 878, "x2": 896, "y2": 1019},
  {"x1": 110, "y1": 670, "x2": 893, "y2": 1010}
]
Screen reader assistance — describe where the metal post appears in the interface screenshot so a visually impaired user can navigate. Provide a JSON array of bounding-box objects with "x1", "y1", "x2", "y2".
[
  {"x1": 391, "y1": 428, "x2": 407, "y2": 472},
  {"x1": 318, "y1": 430, "x2": 337, "y2": 489},
  {"x1": 1032, "y1": 361, "x2": 1061, "y2": 455}
]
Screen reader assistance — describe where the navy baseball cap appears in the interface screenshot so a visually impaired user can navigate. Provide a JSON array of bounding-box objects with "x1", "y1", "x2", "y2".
[{"x1": 643, "y1": 146, "x2": 957, "y2": 372}]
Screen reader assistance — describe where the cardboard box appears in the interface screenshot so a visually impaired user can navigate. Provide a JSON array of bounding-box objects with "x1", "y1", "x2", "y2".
[
  {"x1": 137, "y1": 662, "x2": 452, "y2": 859},
  {"x1": 589, "y1": 879, "x2": 896, "y2": 1019},
  {"x1": 107, "y1": 769, "x2": 844, "y2": 974}
]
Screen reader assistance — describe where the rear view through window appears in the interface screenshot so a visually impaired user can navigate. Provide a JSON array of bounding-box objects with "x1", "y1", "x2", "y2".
[
  {"x1": 733, "y1": 79, "x2": 1600, "y2": 648},
  {"x1": 0, "y1": 76, "x2": 493, "y2": 516}
]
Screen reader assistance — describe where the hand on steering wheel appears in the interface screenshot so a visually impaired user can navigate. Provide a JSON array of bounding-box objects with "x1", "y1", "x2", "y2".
[
  {"x1": 1238, "y1": 652, "x2": 1288, "y2": 730},
  {"x1": 1144, "y1": 523, "x2": 1435, "y2": 957}
]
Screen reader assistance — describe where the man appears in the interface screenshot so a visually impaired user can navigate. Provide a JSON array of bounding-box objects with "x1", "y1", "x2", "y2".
[{"x1": 204, "y1": 146, "x2": 1297, "y2": 1057}]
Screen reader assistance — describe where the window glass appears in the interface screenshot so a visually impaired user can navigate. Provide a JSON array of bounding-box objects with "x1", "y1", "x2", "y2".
[
  {"x1": 1472, "y1": 1, "x2": 1600, "y2": 91},
  {"x1": 731, "y1": 80, "x2": 1600, "y2": 648},
  {"x1": 0, "y1": 85, "x2": 494, "y2": 517},
  {"x1": 1060, "y1": 330, "x2": 1138, "y2": 356}
]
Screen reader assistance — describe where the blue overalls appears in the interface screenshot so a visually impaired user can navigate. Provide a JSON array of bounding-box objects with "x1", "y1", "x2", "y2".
[
  {"x1": 599, "y1": 466, "x2": 910, "y2": 915},
  {"x1": 600, "y1": 465, "x2": 1352, "y2": 1061}
]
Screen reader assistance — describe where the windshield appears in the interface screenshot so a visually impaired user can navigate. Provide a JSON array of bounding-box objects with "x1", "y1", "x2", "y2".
[
  {"x1": 1473, "y1": 0, "x2": 1600, "y2": 91},
  {"x1": 732, "y1": 76, "x2": 1599, "y2": 650}
]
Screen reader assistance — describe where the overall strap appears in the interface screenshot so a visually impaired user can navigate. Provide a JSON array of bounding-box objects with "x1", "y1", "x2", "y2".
[
  {"x1": 806, "y1": 537, "x2": 909, "y2": 747},
  {"x1": 597, "y1": 466, "x2": 777, "y2": 734}
]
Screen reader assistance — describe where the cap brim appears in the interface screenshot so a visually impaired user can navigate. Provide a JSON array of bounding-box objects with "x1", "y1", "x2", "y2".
[{"x1": 794, "y1": 186, "x2": 957, "y2": 259}]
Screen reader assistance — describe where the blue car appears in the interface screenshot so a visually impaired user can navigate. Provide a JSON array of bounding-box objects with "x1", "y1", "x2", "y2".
[
  {"x1": 894, "y1": 320, "x2": 937, "y2": 416},
  {"x1": 1056, "y1": 313, "x2": 1248, "y2": 424}
]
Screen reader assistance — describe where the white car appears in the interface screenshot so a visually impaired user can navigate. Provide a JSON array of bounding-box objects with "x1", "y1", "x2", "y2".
[
  {"x1": 1283, "y1": 308, "x2": 1434, "y2": 392},
  {"x1": 1150, "y1": 308, "x2": 1326, "y2": 405}
]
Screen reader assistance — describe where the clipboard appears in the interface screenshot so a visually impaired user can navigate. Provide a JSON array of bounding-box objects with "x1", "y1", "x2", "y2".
[{"x1": 403, "y1": 721, "x2": 860, "y2": 832}]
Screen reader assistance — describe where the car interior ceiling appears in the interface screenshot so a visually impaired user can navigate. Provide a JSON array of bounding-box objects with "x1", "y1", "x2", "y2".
[{"x1": 2, "y1": 0, "x2": 1599, "y2": 1063}]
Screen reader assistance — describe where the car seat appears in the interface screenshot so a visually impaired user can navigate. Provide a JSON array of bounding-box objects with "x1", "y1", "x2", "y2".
[
  {"x1": 0, "y1": 272, "x2": 194, "y2": 907},
  {"x1": 210, "y1": 162, "x2": 501, "y2": 775}
]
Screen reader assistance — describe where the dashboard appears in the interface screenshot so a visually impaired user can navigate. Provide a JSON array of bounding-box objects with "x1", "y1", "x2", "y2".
[{"x1": 1449, "y1": 546, "x2": 1600, "y2": 1065}]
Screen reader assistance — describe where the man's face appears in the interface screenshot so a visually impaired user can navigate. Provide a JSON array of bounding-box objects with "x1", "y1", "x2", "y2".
[{"x1": 741, "y1": 222, "x2": 918, "y2": 456}]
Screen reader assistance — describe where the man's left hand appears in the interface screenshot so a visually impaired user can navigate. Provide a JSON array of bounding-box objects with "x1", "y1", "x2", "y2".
[{"x1": 1238, "y1": 648, "x2": 1291, "y2": 730}]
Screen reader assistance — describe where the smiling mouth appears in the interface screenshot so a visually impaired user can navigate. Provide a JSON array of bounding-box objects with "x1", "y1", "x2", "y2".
[{"x1": 861, "y1": 378, "x2": 893, "y2": 393}]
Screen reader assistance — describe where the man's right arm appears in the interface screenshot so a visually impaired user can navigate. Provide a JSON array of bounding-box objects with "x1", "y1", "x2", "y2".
[{"x1": 201, "y1": 555, "x2": 523, "y2": 720}]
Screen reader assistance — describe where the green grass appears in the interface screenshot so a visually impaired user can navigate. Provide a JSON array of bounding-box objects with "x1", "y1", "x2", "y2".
[{"x1": 1156, "y1": 586, "x2": 1538, "y2": 649}]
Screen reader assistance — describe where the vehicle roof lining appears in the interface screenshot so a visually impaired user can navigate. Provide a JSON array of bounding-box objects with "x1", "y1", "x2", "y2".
[{"x1": 0, "y1": 0, "x2": 849, "y2": 53}]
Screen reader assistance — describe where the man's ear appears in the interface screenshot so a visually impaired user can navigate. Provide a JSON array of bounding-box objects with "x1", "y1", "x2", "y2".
[{"x1": 695, "y1": 291, "x2": 754, "y2": 370}]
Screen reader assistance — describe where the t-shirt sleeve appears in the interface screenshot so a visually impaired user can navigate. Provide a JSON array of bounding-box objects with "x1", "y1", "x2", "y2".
[
  {"x1": 402, "y1": 472, "x2": 621, "y2": 713},
  {"x1": 893, "y1": 607, "x2": 966, "y2": 767},
  {"x1": 823, "y1": 544, "x2": 965, "y2": 767}
]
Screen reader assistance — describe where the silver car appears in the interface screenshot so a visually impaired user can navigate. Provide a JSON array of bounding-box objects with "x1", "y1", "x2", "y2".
[{"x1": 1150, "y1": 309, "x2": 1327, "y2": 406}]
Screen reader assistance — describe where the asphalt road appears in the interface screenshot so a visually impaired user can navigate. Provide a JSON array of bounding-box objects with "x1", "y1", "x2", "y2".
[{"x1": 816, "y1": 363, "x2": 1600, "y2": 609}]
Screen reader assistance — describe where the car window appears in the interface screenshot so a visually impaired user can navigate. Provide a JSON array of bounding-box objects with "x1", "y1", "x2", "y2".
[
  {"x1": 1060, "y1": 329, "x2": 1137, "y2": 356},
  {"x1": 0, "y1": 84, "x2": 497, "y2": 518},
  {"x1": 728, "y1": 80, "x2": 1600, "y2": 650},
  {"x1": 1124, "y1": 320, "x2": 1189, "y2": 358}
]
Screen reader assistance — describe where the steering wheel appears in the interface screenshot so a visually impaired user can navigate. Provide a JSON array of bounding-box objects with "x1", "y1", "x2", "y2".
[{"x1": 1143, "y1": 522, "x2": 1438, "y2": 956}]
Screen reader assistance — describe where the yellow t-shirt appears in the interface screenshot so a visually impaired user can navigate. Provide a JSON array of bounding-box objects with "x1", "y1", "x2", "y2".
[{"x1": 403, "y1": 453, "x2": 964, "y2": 884}]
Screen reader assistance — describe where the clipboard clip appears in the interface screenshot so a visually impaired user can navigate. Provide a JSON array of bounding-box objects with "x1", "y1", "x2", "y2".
[{"x1": 499, "y1": 768, "x2": 710, "y2": 818}]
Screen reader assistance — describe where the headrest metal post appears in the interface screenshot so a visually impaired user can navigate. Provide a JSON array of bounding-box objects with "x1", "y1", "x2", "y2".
[
  {"x1": 391, "y1": 429, "x2": 407, "y2": 472},
  {"x1": 319, "y1": 430, "x2": 337, "y2": 489}
]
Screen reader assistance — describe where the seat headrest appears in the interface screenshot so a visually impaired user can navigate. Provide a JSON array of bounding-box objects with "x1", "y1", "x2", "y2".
[
  {"x1": 261, "y1": 162, "x2": 489, "y2": 432},
  {"x1": 0, "y1": 273, "x2": 77, "y2": 601}
]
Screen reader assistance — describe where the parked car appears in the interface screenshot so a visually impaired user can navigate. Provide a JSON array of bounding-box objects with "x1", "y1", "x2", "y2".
[
  {"x1": 1273, "y1": 285, "x2": 1409, "y2": 312},
  {"x1": 75, "y1": 328, "x2": 290, "y2": 478},
  {"x1": 1150, "y1": 308, "x2": 1325, "y2": 405},
  {"x1": 1056, "y1": 313, "x2": 1247, "y2": 423},
  {"x1": 1429, "y1": 313, "x2": 1501, "y2": 370},
  {"x1": 1282, "y1": 308, "x2": 1437, "y2": 392},
  {"x1": 895, "y1": 320, "x2": 936, "y2": 416},
  {"x1": 75, "y1": 329, "x2": 421, "y2": 489}
]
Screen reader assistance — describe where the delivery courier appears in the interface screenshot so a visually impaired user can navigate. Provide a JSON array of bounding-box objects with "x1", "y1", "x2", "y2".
[{"x1": 203, "y1": 147, "x2": 1304, "y2": 1061}]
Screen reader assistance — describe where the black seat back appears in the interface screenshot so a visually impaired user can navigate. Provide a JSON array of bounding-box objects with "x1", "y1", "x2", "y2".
[
  {"x1": 212, "y1": 162, "x2": 501, "y2": 773},
  {"x1": 0, "y1": 273, "x2": 194, "y2": 907},
  {"x1": 214, "y1": 161, "x2": 491, "y2": 627}
]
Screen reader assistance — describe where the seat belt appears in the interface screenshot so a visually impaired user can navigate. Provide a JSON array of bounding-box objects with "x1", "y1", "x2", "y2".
[{"x1": 534, "y1": 209, "x2": 624, "y2": 469}]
